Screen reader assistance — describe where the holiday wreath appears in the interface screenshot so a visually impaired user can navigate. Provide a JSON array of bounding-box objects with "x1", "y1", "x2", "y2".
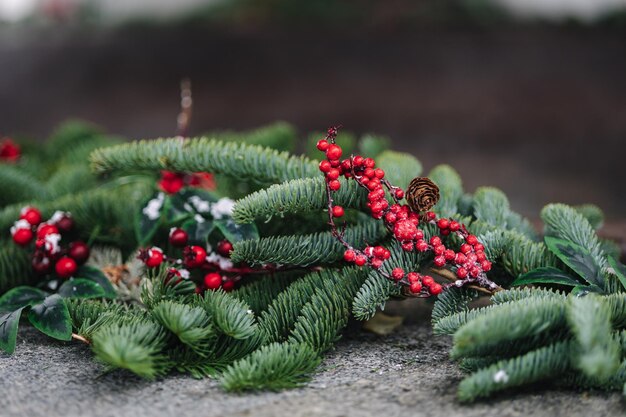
[{"x1": 0, "y1": 120, "x2": 625, "y2": 402}]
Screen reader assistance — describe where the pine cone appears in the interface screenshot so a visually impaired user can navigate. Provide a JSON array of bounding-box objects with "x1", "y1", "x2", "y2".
[{"x1": 406, "y1": 177, "x2": 440, "y2": 212}]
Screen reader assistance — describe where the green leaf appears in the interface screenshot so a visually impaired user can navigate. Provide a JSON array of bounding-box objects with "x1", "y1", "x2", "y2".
[
  {"x1": 27, "y1": 294, "x2": 72, "y2": 341},
  {"x1": 182, "y1": 219, "x2": 215, "y2": 245},
  {"x1": 75, "y1": 266, "x2": 117, "y2": 299},
  {"x1": 608, "y1": 256, "x2": 626, "y2": 291},
  {"x1": 512, "y1": 267, "x2": 582, "y2": 287},
  {"x1": 544, "y1": 236, "x2": 604, "y2": 289},
  {"x1": 0, "y1": 286, "x2": 47, "y2": 311},
  {"x1": 571, "y1": 284, "x2": 603, "y2": 296},
  {"x1": 0, "y1": 307, "x2": 25, "y2": 354},
  {"x1": 165, "y1": 193, "x2": 192, "y2": 223},
  {"x1": 58, "y1": 278, "x2": 106, "y2": 299},
  {"x1": 215, "y1": 219, "x2": 259, "y2": 243},
  {"x1": 135, "y1": 191, "x2": 166, "y2": 246}
]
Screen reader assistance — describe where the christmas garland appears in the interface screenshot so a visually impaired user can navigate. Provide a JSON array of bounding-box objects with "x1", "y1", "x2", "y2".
[{"x1": 0, "y1": 121, "x2": 625, "y2": 402}]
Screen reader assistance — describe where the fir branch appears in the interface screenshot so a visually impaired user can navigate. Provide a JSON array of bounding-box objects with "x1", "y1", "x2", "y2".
[
  {"x1": 431, "y1": 287, "x2": 480, "y2": 326},
  {"x1": 151, "y1": 301, "x2": 215, "y2": 354},
  {"x1": 67, "y1": 299, "x2": 131, "y2": 340},
  {"x1": 231, "y1": 219, "x2": 387, "y2": 267},
  {"x1": 209, "y1": 122, "x2": 297, "y2": 153},
  {"x1": 232, "y1": 272, "x2": 301, "y2": 314},
  {"x1": 376, "y1": 150, "x2": 422, "y2": 190},
  {"x1": 196, "y1": 290, "x2": 257, "y2": 339},
  {"x1": 90, "y1": 137, "x2": 318, "y2": 184},
  {"x1": 490, "y1": 287, "x2": 566, "y2": 305},
  {"x1": 219, "y1": 342, "x2": 322, "y2": 391},
  {"x1": 567, "y1": 296, "x2": 621, "y2": 380},
  {"x1": 457, "y1": 341, "x2": 572, "y2": 402},
  {"x1": 574, "y1": 204, "x2": 605, "y2": 230},
  {"x1": 501, "y1": 231, "x2": 559, "y2": 277},
  {"x1": 473, "y1": 187, "x2": 510, "y2": 229},
  {"x1": 606, "y1": 293, "x2": 626, "y2": 328},
  {"x1": 232, "y1": 177, "x2": 365, "y2": 224},
  {"x1": 0, "y1": 164, "x2": 48, "y2": 207},
  {"x1": 427, "y1": 164, "x2": 463, "y2": 218},
  {"x1": 91, "y1": 318, "x2": 171, "y2": 379},
  {"x1": 0, "y1": 240, "x2": 34, "y2": 293},
  {"x1": 45, "y1": 165, "x2": 97, "y2": 198},
  {"x1": 541, "y1": 203, "x2": 607, "y2": 269}
]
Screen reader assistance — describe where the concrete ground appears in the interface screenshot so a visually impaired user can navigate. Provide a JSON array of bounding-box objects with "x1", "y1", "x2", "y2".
[{"x1": 1, "y1": 321, "x2": 622, "y2": 417}]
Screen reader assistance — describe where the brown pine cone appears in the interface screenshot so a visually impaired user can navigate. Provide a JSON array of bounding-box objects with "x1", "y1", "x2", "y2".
[{"x1": 406, "y1": 177, "x2": 440, "y2": 212}]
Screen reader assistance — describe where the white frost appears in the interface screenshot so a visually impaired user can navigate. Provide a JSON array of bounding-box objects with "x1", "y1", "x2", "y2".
[
  {"x1": 50, "y1": 210, "x2": 70, "y2": 224},
  {"x1": 210, "y1": 197, "x2": 235, "y2": 219},
  {"x1": 44, "y1": 233, "x2": 62, "y2": 254},
  {"x1": 493, "y1": 369, "x2": 509, "y2": 384},
  {"x1": 206, "y1": 252, "x2": 233, "y2": 270},
  {"x1": 188, "y1": 195, "x2": 211, "y2": 213},
  {"x1": 10, "y1": 219, "x2": 31, "y2": 235},
  {"x1": 179, "y1": 269, "x2": 190, "y2": 279},
  {"x1": 142, "y1": 193, "x2": 165, "y2": 220}
]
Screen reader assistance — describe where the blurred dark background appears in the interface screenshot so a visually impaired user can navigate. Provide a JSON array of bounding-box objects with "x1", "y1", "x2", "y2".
[{"x1": 1, "y1": 0, "x2": 625, "y2": 236}]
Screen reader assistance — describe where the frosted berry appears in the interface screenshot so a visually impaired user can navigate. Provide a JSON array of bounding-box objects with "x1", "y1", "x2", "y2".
[
  {"x1": 481, "y1": 260, "x2": 492, "y2": 272},
  {"x1": 203, "y1": 273, "x2": 222, "y2": 290},
  {"x1": 371, "y1": 258, "x2": 383, "y2": 269},
  {"x1": 391, "y1": 268, "x2": 404, "y2": 281},
  {"x1": 466, "y1": 235, "x2": 478, "y2": 246},
  {"x1": 460, "y1": 244, "x2": 472, "y2": 254},
  {"x1": 217, "y1": 240, "x2": 234, "y2": 257},
  {"x1": 55, "y1": 256, "x2": 77, "y2": 278},
  {"x1": 68, "y1": 241, "x2": 90, "y2": 264},
  {"x1": 332, "y1": 205, "x2": 345, "y2": 217},
  {"x1": 394, "y1": 189, "x2": 404, "y2": 199},
  {"x1": 316, "y1": 139, "x2": 329, "y2": 151},
  {"x1": 470, "y1": 266, "x2": 481, "y2": 278},
  {"x1": 429, "y1": 283, "x2": 443, "y2": 295},
  {"x1": 55, "y1": 215, "x2": 73, "y2": 233},
  {"x1": 422, "y1": 275, "x2": 435, "y2": 287},
  {"x1": 184, "y1": 245, "x2": 206, "y2": 268},
  {"x1": 37, "y1": 224, "x2": 59, "y2": 239},
  {"x1": 456, "y1": 267, "x2": 468, "y2": 279},
  {"x1": 169, "y1": 228, "x2": 189, "y2": 247},
  {"x1": 12, "y1": 228, "x2": 33, "y2": 246},
  {"x1": 145, "y1": 247, "x2": 164, "y2": 268},
  {"x1": 433, "y1": 256, "x2": 446, "y2": 267},
  {"x1": 394, "y1": 220, "x2": 417, "y2": 241},
  {"x1": 20, "y1": 207, "x2": 42, "y2": 226},
  {"x1": 444, "y1": 249, "x2": 456, "y2": 261},
  {"x1": 416, "y1": 240, "x2": 429, "y2": 252},
  {"x1": 407, "y1": 272, "x2": 420, "y2": 283},
  {"x1": 449, "y1": 221, "x2": 460, "y2": 232}
]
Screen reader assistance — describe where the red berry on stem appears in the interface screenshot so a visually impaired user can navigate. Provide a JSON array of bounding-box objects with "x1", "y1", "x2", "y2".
[
  {"x1": 426, "y1": 212, "x2": 436, "y2": 221},
  {"x1": 56, "y1": 216, "x2": 73, "y2": 233},
  {"x1": 343, "y1": 249, "x2": 356, "y2": 262},
  {"x1": 437, "y1": 219, "x2": 450, "y2": 230},
  {"x1": 327, "y1": 169, "x2": 340, "y2": 181},
  {"x1": 68, "y1": 241, "x2": 90, "y2": 264},
  {"x1": 422, "y1": 275, "x2": 434, "y2": 286},
  {"x1": 444, "y1": 249, "x2": 456, "y2": 261},
  {"x1": 185, "y1": 245, "x2": 207, "y2": 268},
  {"x1": 55, "y1": 256, "x2": 77, "y2": 278},
  {"x1": 316, "y1": 139, "x2": 329, "y2": 151},
  {"x1": 32, "y1": 256, "x2": 51, "y2": 275},
  {"x1": 353, "y1": 156, "x2": 364, "y2": 166},
  {"x1": 407, "y1": 272, "x2": 420, "y2": 283},
  {"x1": 355, "y1": 255, "x2": 367, "y2": 266},
  {"x1": 409, "y1": 282, "x2": 422, "y2": 294},
  {"x1": 326, "y1": 144, "x2": 342, "y2": 160},
  {"x1": 434, "y1": 256, "x2": 446, "y2": 267},
  {"x1": 394, "y1": 189, "x2": 404, "y2": 199},
  {"x1": 429, "y1": 283, "x2": 443, "y2": 295},
  {"x1": 217, "y1": 240, "x2": 234, "y2": 257},
  {"x1": 474, "y1": 243, "x2": 485, "y2": 252},
  {"x1": 222, "y1": 279, "x2": 235, "y2": 292},
  {"x1": 364, "y1": 158, "x2": 375, "y2": 168},
  {"x1": 371, "y1": 258, "x2": 383, "y2": 269},
  {"x1": 430, "y1": 236, "x2": 442, "y2": 246},
  {"x1": 385, "y1": 212, "x2": 397, "y2": 224},
  {"x1": 449, "y1": 221, "x2": 460, "y2": 232},
  {"x1": 12, "y1": 228, "x2": 33, "y2": 246},
  {"x1": 434, "y1": 244, "x2": 446, "y2": 255},
  {"x1": 332, "y1": 205, "x2": 345, "y2": 217},
  {"x1": 456, "y1": 267, "x2": 468, "y2": 279},
  {"x1": 37, "y1": 224, "x2": 59, "y2": 239},
  {"x1": 391, "y1": 268, "x2": 404, "y2": 281},
  {"x1": 470, "y1": 266, "x2": 481, "y2": 278},
  {"x1": 374, "y1": 168, "x2": 385, "y2": 179},
  {"x1": 20, "y1": 207, "x2": 42, "y2": 226},
  {"x1": 204, "y1": 273, "x2": 222, "y2": 290},
  {"x1": 169, "y1": 228, "x2": 189, "y2": 247},
  {"x1": 416, "y1": 240, "x2": 429, "y2": 252},
  {"x1": 373, "y1": 246, "x2": 386, "y2": 258},
  {"x1": 401, "y1": 241, "x2": 414, "y2": 252},
  {"x1": 319, "y1": 160, "x2": 331, "y2": 173},
  {"x1": 467, "y1": 235, "x2": 478, "y2": 246},
  {"x1": 481, "y1": 260, "x2": 492, "y2": 272},
  {"x1": 460, "y1": 244, "x2": 472, "y2": 254},
  {"x1": 328, "y1": 180, "x2": 341, "y2": 191},
  {"x1": 145, "y1": 247, "x2": 164, "y2": 268}
]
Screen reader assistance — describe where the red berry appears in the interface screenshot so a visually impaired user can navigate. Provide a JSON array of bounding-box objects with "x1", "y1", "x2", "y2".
[
  {"x1": 476, "y1": 251, "x2": 486, "y2": 262},
  {"x1": 353, "y1": 156, "x2": 364, "y2": 166},
  {"x1": 391, "y1": 268, "x2": 404, "y2": 281},
  {"x1": 371, "y1": 258, "x2": 383, "y2": 269},
  {"x1": 319, "y1": 160, "x2": 331, "y2": 173},
  {"x1": 169, "y1": 228, "x2": 189, "y2": 247},
  {"x1": 32, "y1": 256, "x2": 51, "y2": 275},
  {"x1": 185, "y1": 245, "x2": 206, "y2": 268},
  {"x1": 343, "y1": 249, "x2": 356, "y2": 262},
  {"x1": 430, "y1": 236, "x2": 442, "y2": 246},
  {"x1": 159, "y1": 173, "x2": 184, "y2": 194},
  {"x1": 326, "y1": 144, "x2": 342, "y2": 160},
  {"x1": 12, "y1": 228, "x2": 33, "y2": 246},
  {"x1": 364, "y1": 168, "x2": 376, "y2": 179},
  {"x1": 354, "y1": 255, "x2": 367, "y2": 266},
  {"x1": 437, "y1": 219, "x2": 450, "y2": 230},
  {"x1": 434, "y1": 245, "x2": 446, "y2": 256},
  {"x1": 330, "y1": 159, "x2": 341, "y2": 168},
  {"x1": 373, "y1": 246, "x2": 386, "y2": 258},
  {"x1": 204, "y1": 273, "x2": 222, "y2": 290},
  {"x1": 444, "y1": 249, "x2": 456, "y2": 261},
  {"x1": 470, "y1": 266, "x2": 481, "y2": 278},
  {"x1": 481, "y1": 260, "x2": 492, "y2": 272},
  {"x1": 222, "y1": 279, "x2": 235, "y2": 292},
  {"x1": 37, "y1": 224, "x2": 59, "y2": 239},
  {"x1": 416, "y1": 240, "x2": 429, "y2": 252},
  {"x1": 316, "y1": 139, "x2": 329, "y2": 151},
  {"x1": 394, "y1": 220, "x2": 417, "y2": 241},
  {"x1": 449, "y1": 221, "x2": 460, "y2": 232},
  {"x1": 382, "y1": 249, "x2": 391, "y2": 260},
  {"x1": 332, "y1": 206, "x2": 345, "y2": 218},
  {"x1": 467, "y1": 253, "x2": 478, "y2": 263},
  {"x1": 409, "y1": 282, "x2": 422, "y2": 294},
  {"x1": 374, "y1": 168, "x2": 385, "y2": 179},
  {"x1": 455, "y1": 253, "x2": 467, "y2": 264},
  {"x1": 460, "y1": 244, "x2": 472, "y2": 254},
  {"x1": 20, "y1": 207, "x2": 42, "y2": 226},
  {"x1": 327, "y1": 169, "x2": 340, "y2": 181},
  {"x1": 407, "y1": 272, "x2": 420, "y2": 283},
  {"x1": 422, "y1": 276, "x2": 434, "y2": 287},
  {"x1": 68, "y1": 241, "x2": 90, "y2": 264},
  {"x1": 466, "y1": 235, "x2": 478, "y2": 246},
  {"x1": 456, "y1": 267, "x2": 468, "y2": 279},
  {"x1": 55, "y1": 216, "x2": 73, "y2": 233},
  {"x1": 384, "y1": 212, "x2": 397, "y2": 224},
  {"x1": 429, "y1": 283, "x2": 443, "y2": 295},
  {"x1": 145, "y1": 247, "x2": 164, "y2": 268},
  {"x1": 474, "y1": 243, "x2": 485, "y2": 252},
  {"x1": 364, "y1": 158, "x2": 375, "y2": 168},
  {"x1": 426, "y1": 211, "x2": 436, "y2": 221},
  {"x1": 217, "y1": 240, "x2": 234, "y2": 257},
  {"x1": 433, "y1": 256, "x2": 446, "y2": 267},
  {"x1": 401, "y1": 241, "x2": 414, "y2": 252},
  {"x1": 394, "y1": 189, "x2": 404, "y2": 199},
  {"x1": 55, "y1": 256, "x2": 77, "y2": 279},
  {"x1": 328, "y1": 180, "x2": 341, "y2": 191}
]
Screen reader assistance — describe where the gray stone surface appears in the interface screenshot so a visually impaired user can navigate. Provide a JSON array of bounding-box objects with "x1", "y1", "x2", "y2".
[{"x1": 1, "y1": 324, "x2": 622, "y2": 417}]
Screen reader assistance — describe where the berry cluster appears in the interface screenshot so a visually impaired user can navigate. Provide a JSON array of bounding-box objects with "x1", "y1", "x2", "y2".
[
  {"x1": 138, "y1": 228, "x2": 242, "y2": 293},
  {"x1": 318, "y1": 127, "x2": 498, "y2": 296},
  {"x1": 10, "y1": 206, "x2": 90, "y2": 279},
  {"x1": 159, "y1": 170, "x2": 216, "y2": 194},
  {"x1": 0, "y1": 137, "x2": 20, "y2": 162}
]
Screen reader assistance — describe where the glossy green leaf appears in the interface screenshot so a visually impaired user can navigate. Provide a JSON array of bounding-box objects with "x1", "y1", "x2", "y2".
[
  {"x1": 0, "y1": 307, "x2": 25, "y2": 354},
  {"x1": 135, "y1": 191, "x2": 166, "y2": 246},
  {"x1": 0, "y1": 286, "x2": 47, "y2": 311},
  {"x1": 182, "y1": 219, "x2": 215, "y2": 245},
  {"x1": 27, "y1": 294, "x2": 72, "y2": 341},
  {"x1": 607, "y1": 256, "x2": 626, "y2": 291},
  {"x1": 75, "y1": 266, "x2": 117, "y2": 298},
  {"x1": 512, "y1": 267, "x2": 582, "y2": 287},
  {"x1": 58, "y1": 278, "x2": 106, "y2": 299},
  {"x1": 215, "y1": 219, "x2": 259, "y2": 243},
  {"x1": 544, "y1": 236, "x2": 604, "y2": 289}
]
